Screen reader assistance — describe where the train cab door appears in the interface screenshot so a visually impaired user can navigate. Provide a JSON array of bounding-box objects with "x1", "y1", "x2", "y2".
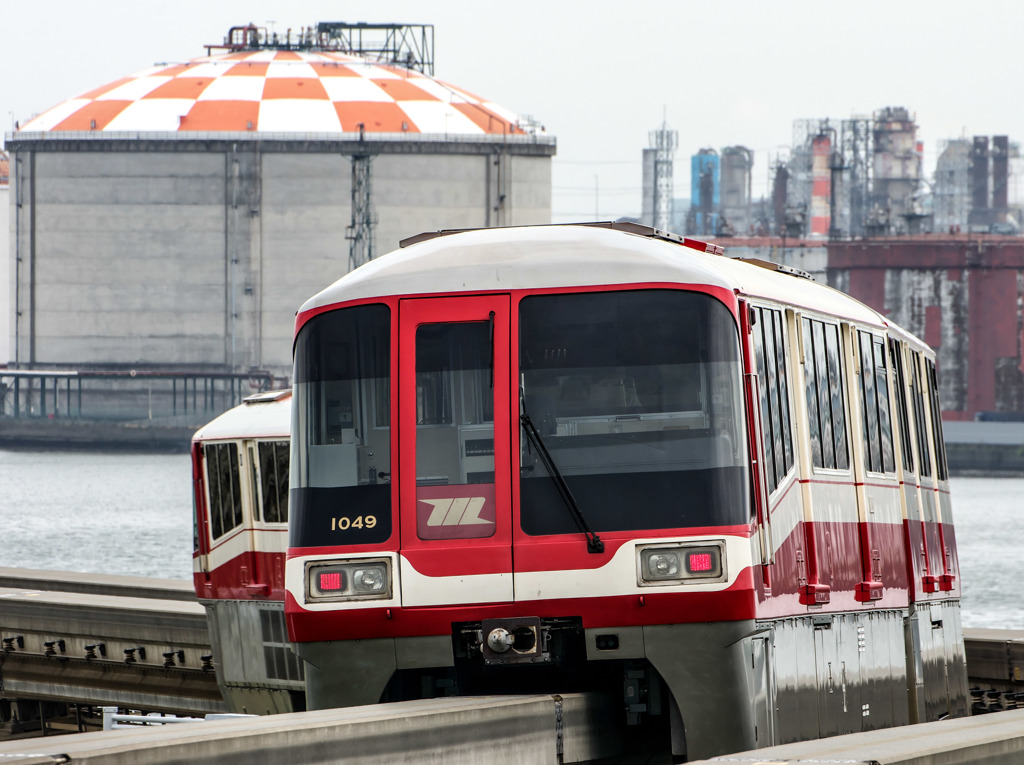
[{"x1": 397, "y1": 295, "x2": 514, "y2": 607}]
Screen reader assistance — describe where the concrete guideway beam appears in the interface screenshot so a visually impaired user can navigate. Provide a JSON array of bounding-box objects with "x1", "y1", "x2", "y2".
[
  {"x1": 0, "y1": 581, "x2": 220, "y2": 714},
  {"x1": 0, "y1": 694, "x2": 619, "y2": 765},
  {"x1": 690, "y1": 707, "x2": 1024, "y2": 765},
  {"x1": 0, "y1": 568, "x2": 196, "y2": 603}
]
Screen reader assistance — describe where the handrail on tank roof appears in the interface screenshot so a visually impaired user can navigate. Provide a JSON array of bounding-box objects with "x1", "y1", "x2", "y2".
[
  {"x1": 5, "y1": 130, "x2": 556, "y2": 146},
  {"x1": 399, "y1": 221, "x2": 727, "y2": 256}
]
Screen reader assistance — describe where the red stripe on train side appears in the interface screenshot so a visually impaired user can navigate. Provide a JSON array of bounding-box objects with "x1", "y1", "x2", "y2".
[{"x1": 198, "y1": 549, "x2": 288, "y2": 601}]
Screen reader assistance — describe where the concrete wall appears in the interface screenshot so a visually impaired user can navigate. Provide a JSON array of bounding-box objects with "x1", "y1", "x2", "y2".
[
  {"x1": 9, "y1": 141, "x2": 553, "y2": 379},
  {"x1": 21, "y1": 152, "x2": 227, "y2": 368}
]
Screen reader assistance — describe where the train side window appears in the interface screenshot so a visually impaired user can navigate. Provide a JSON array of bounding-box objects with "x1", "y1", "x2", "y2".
[
  {"x1": 857, "y1": 332, "x2": 881, "y2": 472},
  {"x1": 765, "y1": 312, "x2": 784, "y2": 487},
  {"x1": 857, "y1": 332, "x2": 895, "y2": 474},
  {"x1": 802, "y1": 318, "x2": 823, "y2": 467},
  {"x1": 812, "y1": 321, "x2": 836, "y2": 468},
  {"x1": 888, "y1": 339, "x2": 916, "y2": 475},
  {"x1": 259, "y1": 440, "x2": 290, "y2": 523},
  {"x1": 803, "y1": 318, "x2": 848, "y2": 470},
  {"x1": 752, "y1": 308, "x2": 776, "y2": 490},
  {"x1": 773, "y1": 310, "x2": 795, "y2": 475},
  {"x1": 910, "y1": 352, "x2": 932, "y2": 478},
  {"x1": 753, "y1": 306, "x2": 794, "y2": 494},
  {"x1": 875, "y1": 336, "x2": 895, "y2": 472},
  {"x1": 926, "y1": 360, "x2": 949, "y2": 481},
  {"x1": 205, "y1": 441, "x2": 243, "y2": 539},
  {"x1": 824, "y1": 324, "x2": 849, "y2": 470}
]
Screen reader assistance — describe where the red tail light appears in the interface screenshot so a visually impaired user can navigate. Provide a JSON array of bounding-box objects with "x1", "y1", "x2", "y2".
[
  {"x1": 319, "y1": 571, "x2": 344, "y2": 591},
  {"x1": 687, "y1": 552, "x2": 714, "y2": 573}
]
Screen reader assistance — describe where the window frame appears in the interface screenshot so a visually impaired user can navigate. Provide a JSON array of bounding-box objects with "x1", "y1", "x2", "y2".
[
  {"x1": 204, "y1": 440, "x2": 243, "y2": 541},
  {"x1": 750, "y1": 303, "x2": 796, "y2": 495},
  {"x1": 800, "y1": 315, "x2": 850, "y2": 473},
  {"x1": 255, "y1": 438, "x2": 290, "y2": 525}
]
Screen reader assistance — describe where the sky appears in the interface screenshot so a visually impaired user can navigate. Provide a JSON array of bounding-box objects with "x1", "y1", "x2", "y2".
[{"x1": 4, "y1": 0, "x2": 1023, "y2": 222}]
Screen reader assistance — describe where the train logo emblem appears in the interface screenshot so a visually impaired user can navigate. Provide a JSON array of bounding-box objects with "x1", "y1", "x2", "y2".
[
  {"x1": 421, "y1": 497, "x2": 493, "y2": 527},
  {"x1": 415, "y1": 484, "x2": 497, "y2": 539}
]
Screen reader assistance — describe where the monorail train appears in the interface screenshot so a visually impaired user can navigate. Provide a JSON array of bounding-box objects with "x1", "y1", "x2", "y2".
[
  {"x1": 194, "y1": 221, "x2": 966, "y2": 760},
  {"x1": 190, "y1": 389, "x2": 305, "y2": 714}
]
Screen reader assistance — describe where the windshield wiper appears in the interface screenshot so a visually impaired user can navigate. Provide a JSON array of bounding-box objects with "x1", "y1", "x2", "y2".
[{"x1": 520, "y1": 410, "x2": 605, "y2": 554}]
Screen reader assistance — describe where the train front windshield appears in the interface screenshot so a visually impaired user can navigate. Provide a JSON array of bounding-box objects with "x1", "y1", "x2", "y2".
[
  {"x1": 519, "y1": 290, "x2": 749, "y2": 533},
  {"x1": 291, "y1": 304, "x2": 392, "y2": 548}
]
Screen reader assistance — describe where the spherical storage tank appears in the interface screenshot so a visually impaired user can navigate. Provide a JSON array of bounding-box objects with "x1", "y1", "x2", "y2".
[{"x1": 7, "y1": 24, "x2": 555, "y2": 380}]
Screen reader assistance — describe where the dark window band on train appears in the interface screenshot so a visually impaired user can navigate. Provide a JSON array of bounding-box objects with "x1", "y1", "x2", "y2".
[
  {"x1": 518, "y1": 289, "x2": 749, "y2": 533},
  {"x1": 291, "y1": 304, "x2": 392, "y2": 547},
  {"x1": 802, "y1": 318, "x2": 849, "y2": 471},
  {"x1": 751, "y1": 306, "x2": 795, "y2": 495}
]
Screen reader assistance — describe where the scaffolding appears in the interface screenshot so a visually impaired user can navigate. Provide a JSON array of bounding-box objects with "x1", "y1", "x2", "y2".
[
  {"x1": 648, "y1": 121, "x2": 678, "y2": 232},
  {"x1": 317, "y1": 22, "x2": 435, "y2": 75},
  {"x1": 207, "y1": 22, "x2": 435, "y2": 75},
  {"x1": 347, "y1": 152, "x2": 377, "y2": 271},
  {"x1": 839, "y1": 118, "x2": 872, "y2": 238}
]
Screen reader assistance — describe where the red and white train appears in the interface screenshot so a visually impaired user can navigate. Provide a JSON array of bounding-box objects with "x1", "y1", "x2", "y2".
[
  {"x1": 190, "y1": 389, "x2": 304, "y2": 714},
  {"x1": 194, "y1": 222, "x2": 967, "y2": 759}
]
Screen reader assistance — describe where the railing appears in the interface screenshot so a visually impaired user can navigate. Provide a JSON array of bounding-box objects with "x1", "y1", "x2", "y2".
[
  {"x1": 6, "y1": 130, "x2": 557, "y2": 147},
  {"x1": 0, "y1": 369, "x2": 276, "y2": 422}
]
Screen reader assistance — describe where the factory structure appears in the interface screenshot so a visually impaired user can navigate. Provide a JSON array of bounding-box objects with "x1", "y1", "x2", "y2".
[
  {"x1": 1, "y1": 23, "x2": 553, "y2": 435},
  {"x1": 670, "y1": 107, "x2": 1024, "y2": 240},
  {"x1": 635, "y1": 106, "x2": 1024, "y2": 427}
]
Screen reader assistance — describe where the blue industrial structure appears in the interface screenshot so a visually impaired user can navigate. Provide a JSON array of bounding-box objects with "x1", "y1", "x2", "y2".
[{"x1": 689, "y1": 149, "x2": 720, "y2": 236}]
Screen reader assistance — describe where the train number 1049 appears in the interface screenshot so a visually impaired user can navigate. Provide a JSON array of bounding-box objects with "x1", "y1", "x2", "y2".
[{"x1": 331, "y1": 515, "x2": 377, "y2": 531}]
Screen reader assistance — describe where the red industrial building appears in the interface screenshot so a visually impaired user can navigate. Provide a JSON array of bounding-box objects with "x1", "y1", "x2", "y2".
[{"x1": 828, "y1": 235, "x2": 1024, "y2": 421}]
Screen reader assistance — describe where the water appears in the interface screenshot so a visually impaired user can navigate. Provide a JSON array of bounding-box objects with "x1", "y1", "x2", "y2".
[
  {"x1": 0, "y1": 449, "x2": 1019, "y2": 629},
  {"x1": 0, "y1": 449, "x2": 194, "y2": 580},
  {"x1": 951, "y1": 477, "x2": 1024, "y2": 630}
]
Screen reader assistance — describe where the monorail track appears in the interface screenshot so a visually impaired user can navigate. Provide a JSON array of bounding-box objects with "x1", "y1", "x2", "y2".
[
  {"x1": 0, "y1": 568, "x2": 225, "y2": 723},
  {"x1": 1, "y1": 568, "x2": 1023, "y2": 740}
]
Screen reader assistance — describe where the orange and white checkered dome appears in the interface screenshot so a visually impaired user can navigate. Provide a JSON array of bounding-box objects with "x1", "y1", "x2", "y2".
[{"x1": 19, "y1": 50, "x2": 529, "y2": 136}]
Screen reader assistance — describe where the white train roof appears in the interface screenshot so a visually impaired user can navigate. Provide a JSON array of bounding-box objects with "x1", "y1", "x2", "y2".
[
  {"x1": 299, "y1": 225, "x2": 886, "y2": 329},
  {"x1": 19, "y1": 50, "x2": 528, "y2": 137},
  {"x1": 192, "y1": 391, "x2": 291, "y2": 442}
]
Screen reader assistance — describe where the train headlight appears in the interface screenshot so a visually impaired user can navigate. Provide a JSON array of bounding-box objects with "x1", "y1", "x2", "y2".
[
  {"x1": 646, "y1": 551, "x2": 681, "y2": 579},
  {"x1": 637, "y1": 542, "x2": 726, "y2": 586},
  {"x1": 306, "y1": 558, "x2": 391, "y2": 602},
  {"x1": 352, "y1": 566, "x2": 386, "y2": 593}
]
